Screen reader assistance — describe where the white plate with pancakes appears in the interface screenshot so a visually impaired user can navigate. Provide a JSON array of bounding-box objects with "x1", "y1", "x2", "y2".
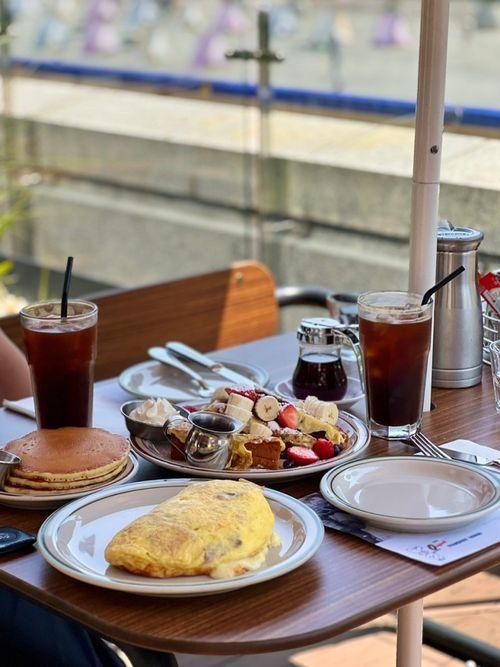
[
  {"x1": 0, "y1": 428, "x2": 140, "y2": 509},
  {"x1": 37, "y1": 479, "x2": 324, "y2": 596},
  {"x1": 130, "y1": 411, "x2": 370, "y2": 481}
]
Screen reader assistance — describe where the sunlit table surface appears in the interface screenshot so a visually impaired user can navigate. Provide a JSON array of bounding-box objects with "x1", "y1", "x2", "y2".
[{"x1": 0, "y1": 332, "x2": 498, "y2": 659}]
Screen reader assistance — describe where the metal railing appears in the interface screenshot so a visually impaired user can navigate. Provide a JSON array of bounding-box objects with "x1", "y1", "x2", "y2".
[{"x1": 10, "y1": 56, "x2": 500, "y2": 131}]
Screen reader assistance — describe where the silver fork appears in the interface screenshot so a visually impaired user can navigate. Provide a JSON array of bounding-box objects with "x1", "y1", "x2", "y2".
[
  {"x1": 407, "y1": 432, "x2": 452, "y2": 460},
  {"x1": 408, "y1": 433, "x2": 500, "y2": 474}
]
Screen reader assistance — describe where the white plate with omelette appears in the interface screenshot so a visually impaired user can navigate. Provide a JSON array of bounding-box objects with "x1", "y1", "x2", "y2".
[{"x1": 37, "y1": 479, "x2": 324, "y2": 596}]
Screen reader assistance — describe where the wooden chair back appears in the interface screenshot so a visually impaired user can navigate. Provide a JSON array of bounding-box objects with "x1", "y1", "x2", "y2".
[{"x1": 1, "y1": 262, "x2": 279, "y2": 380}]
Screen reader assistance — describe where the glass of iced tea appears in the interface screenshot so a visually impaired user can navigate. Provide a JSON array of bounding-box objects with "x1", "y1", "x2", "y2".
[
  {"x1": 20, "y1": 300, "x2": 98, "y2": 429},
  {"x1": 358, "y1": 291, "x2": 432, "y2": 440}
]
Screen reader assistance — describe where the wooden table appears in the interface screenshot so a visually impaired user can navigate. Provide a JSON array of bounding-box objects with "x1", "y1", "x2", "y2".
[{"x1": 0, "y1": 333, "x2": 498, "y2": 663}]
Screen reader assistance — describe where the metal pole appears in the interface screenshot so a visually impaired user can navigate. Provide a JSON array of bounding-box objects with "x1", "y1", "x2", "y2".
[
  {"x1": 409, "y1": 0, "x2": 450, "y2": 410},
  {"x1": 397, "y1": 599, "x2": 424, "y2": 667},
  {"x1": 0, "y1": 0, "x2": 14, "y2": 199},
  {"x1": 253, "y1": 9, "x2": 272, "y2": 261},
  {"x1": 257, "y1": 10, "x2": 271, "y2": 160},
  {"x1": 226, "y1": 10, "x2": 282, "y2": 263}
]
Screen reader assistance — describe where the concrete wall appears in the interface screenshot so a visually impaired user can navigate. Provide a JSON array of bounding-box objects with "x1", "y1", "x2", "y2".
[{"x1": 1, "y1": 79, "x2": 499, "y2": 312}]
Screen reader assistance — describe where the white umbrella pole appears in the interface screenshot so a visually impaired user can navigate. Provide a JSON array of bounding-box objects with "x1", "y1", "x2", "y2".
[{"x1": 409, "y1": 0, "x2": 450, "y2": 410}]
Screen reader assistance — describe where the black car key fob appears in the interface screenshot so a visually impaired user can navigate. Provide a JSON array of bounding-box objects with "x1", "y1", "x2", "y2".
[{"x1": 0, "y1": 527, "x2": 36, "y2": 555}]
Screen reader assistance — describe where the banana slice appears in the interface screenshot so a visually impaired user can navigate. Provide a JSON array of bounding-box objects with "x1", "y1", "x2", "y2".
[
  {"x1": 227, "y1": 393, "x2": 255, "y2": 411},
  {"x1": 254, "y1": 395, "x2": 280, "y2": 421},
  {"x1": 224, "y1": 404, "x2": 252, "y2": 425},
  {"x1": 213, "y1": 387, "x2": 230, "y2": 402},
  {"x1": 248, "y1": 418, "x2": 273, "y2": 439},
  {"x1": 303, "y1": 396, "x2": 320, "y2": 413},
  {"x1": 300, "y1": 395, "x2": 339, "y2": 425},
  {"x1": 315, "y1": 402, "x2": 339, "y2": 424}
]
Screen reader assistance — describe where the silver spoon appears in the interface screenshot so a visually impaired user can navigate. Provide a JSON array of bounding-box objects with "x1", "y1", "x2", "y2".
[{"x1": 148, "y1": 347, "x2": 213, "y2": 398}]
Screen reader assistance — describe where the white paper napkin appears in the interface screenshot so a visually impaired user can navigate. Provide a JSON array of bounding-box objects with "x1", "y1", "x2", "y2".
[
  {"x1": 442, "y1": 439, "x2": 500, "y2": 464},
  {"x1": 3, "y1": 399, "x2": 35, "y2": 419}
]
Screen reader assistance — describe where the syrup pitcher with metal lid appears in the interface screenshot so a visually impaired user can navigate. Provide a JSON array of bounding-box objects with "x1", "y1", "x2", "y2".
[
  {"x1": 292, "y1": 317, "x2": 364, "y2": 401},
  {"x1": 432, "y1": 221, "x2": 484, "y2": 388}
]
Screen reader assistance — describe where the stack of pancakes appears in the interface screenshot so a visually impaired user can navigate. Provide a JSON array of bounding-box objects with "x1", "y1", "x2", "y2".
[{"x1": 3, "y1": 427, "x2": 130, "y2": 495}]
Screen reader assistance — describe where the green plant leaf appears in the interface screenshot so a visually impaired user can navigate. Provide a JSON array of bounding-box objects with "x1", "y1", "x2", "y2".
[{"x1": 0, "y1": 260, "x2": 13, "y2": 277}]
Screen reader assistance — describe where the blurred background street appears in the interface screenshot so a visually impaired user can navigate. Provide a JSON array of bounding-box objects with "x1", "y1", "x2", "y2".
[{"x1": 6, "y1": 0, "x2": 500, "y2": 108}]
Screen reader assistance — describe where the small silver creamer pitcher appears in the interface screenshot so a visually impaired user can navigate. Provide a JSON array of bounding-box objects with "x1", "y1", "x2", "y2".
[
  {"x1": 164, "y1": 411, "x2": 244, "y2": 470},
  {"x1": 0, "y1": 450, "x2": 21, "y2": 490}
]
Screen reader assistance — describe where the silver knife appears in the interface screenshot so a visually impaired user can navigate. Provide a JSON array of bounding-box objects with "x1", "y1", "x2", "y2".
[
  {"x1": 148, "y1": 347, "x2": 213, "y2": 395},
  {"x1": 166, "y1": 342, "x2": 256, "y2": 388}
]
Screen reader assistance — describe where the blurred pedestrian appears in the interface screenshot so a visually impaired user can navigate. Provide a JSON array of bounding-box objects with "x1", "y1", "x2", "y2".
[
  {"x1": 192, "y1": 0, "x2": 247, "y2": 69},
  {"x1": 476, "y1": 0, "x2": 498, "y2": 29},
  {"x1": 34, "y1": 0, "x2": 79, "y2": 51},
  {"x1": 83, "y1": 0, "x2": 121, "y2": 55},
  {"x1": 373, "y1": 0, "x2": 411, "y2": 48}
]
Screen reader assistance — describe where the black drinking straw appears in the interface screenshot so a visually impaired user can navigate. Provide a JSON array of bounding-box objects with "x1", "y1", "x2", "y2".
[
  {"x1": 61, "y1": 256, "x2": 73, "y2": 318},
  {"x1": 421, "y1": 265, "x2": 465, "y2": 306}
]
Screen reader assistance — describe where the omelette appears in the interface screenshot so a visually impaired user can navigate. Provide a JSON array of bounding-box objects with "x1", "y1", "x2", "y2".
[{"x1": 105, "y1": 479, "x2": 279, "y2": 579}]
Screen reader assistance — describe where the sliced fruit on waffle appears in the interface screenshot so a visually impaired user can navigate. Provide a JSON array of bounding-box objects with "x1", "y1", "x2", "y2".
[
  {"x1": 297, "y1": 412, "x2": 345, "y2": 444},
  {"x1": 226, "y1": 435, "x2": 254, "y2": 470},
  {"x1": 279, "y1": 429, "x2": 316, "y2": 448},
  {"x1": 244, "y1": 437, "x2": 285, "y2": 470},
  {"x1": 247, "y1": 418, "x2": 273, "y2": 439}
]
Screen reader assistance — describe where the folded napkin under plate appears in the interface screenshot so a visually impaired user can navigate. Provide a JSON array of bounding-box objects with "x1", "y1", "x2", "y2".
[
  {"x1": 302, "y1": 493, "x2": 500, "y2": 567},
  {"x1": 441, "y1": 439, "x2": 500, "y2": 465}
]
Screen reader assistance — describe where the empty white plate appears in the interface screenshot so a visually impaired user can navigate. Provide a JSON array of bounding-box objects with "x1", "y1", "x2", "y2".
[
  {"x1": 320, "y1": 457, "x2": 500, "y2": 532},
  {"x1": 273, "y1": 376, "x2": 364, "y2": 410},
  {"x1": 37, "y1": 479, "x2": 324, "y2": 596}
]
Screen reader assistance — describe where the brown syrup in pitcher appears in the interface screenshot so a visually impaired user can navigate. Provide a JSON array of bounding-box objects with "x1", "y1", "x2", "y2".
[{"x1": 292, "y1": 352, "x2": 348, "y2": 401}]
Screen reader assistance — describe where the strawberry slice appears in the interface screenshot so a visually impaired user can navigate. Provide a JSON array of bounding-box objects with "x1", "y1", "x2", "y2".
[
  {"x1": 287, "y1": 446, "x2": 319, "y2": 466},
  {"x1": 313, "y1": 438, "x2": 335, "y2": 460},
  {"x1": 228, "y1": 388, "x2": 258, "y2": 402},
  {"x1": 277, "y1": 403, "x2": 299, "y2": 429}
]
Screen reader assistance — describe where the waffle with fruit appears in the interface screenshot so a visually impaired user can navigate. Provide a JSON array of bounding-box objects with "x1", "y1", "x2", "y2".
[{"x1": 166, "y1": 387, "x2": 348, "y2": 471}]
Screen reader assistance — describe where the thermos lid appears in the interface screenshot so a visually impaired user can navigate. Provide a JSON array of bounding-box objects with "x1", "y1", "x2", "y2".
[
  {"x1": 437, "y1": 222, "x2": 483, "y2": 252},
  {"x1": 297, "y1": 317, "x2": 342, "y2": 344}
]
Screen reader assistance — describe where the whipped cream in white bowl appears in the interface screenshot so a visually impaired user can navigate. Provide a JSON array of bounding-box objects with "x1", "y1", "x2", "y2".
[
  {"x1": 129, "y1": 398, "x2": 178, "y2": 426},
  {"x1": 121, "y1": 399, "x2": 179, "y2": 442}
]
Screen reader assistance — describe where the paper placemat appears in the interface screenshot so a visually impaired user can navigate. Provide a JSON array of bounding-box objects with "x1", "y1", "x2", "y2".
[{"x1": 302, "y1": 493, "x2": 500, "y2": 566}]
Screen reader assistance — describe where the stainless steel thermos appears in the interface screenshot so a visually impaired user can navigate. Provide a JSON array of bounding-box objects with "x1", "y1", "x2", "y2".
[{"x1": 432, "y1": 222, "x2": 484, "y2": 388}]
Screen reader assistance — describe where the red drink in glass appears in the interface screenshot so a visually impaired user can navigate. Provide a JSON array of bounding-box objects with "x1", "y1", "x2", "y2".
[
  {"x1": 358, "y1": 292, "x2": 432, "y2": 440},
  {"x1": 20, "y1": 301, "x2": 98, "y2": 429}
]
